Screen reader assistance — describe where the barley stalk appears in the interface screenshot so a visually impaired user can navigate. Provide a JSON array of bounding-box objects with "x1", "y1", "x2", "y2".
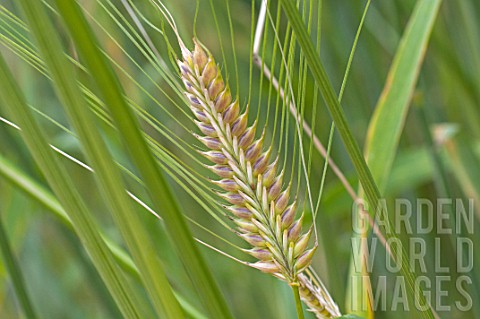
[{"x1": 178, "y1": 40, "x2": 341, "y2": 318}]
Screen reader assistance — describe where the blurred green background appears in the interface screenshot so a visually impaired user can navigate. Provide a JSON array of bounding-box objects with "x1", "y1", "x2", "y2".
[{"x1": 1, "y1": 0, "x2": 480, "y2": 318}]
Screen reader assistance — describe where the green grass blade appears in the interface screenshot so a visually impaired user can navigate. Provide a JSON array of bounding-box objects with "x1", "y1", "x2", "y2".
[
  {"x1": 348, "y1": 0, "x2": 442, "y2": 316},
  {"x1": 277, "y1": 1, "x2": 437, "y2": 318},
  {"x1": 0, "y1": 209, "x2": 37, "y2": 319},
  {"x1": 16, "y1": 0, "x2": 183, "y2": 317},
  {"x1": 0, "y1": 154, "x2": 68, "y2": 225},
  {"x1": 0, "y1": 52, "x2": 144, "y2": 319},
  {"x1": 0, "y1": 152, "x2": 136, "y2": 274},
  {"x1": 0, "y1": 153, "x2": 208, "y2": 319},
  {"x1": 51, "y1": 1, "x2": 233, "y2": 318},
  {"x1": 456, "y1": 1, "x2": 480, "y2": 96},
  {"x1": 364, "y1": 0, "x2": 442, "y2": 192}
]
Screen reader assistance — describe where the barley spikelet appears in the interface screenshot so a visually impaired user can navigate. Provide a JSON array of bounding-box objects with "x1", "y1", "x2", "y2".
[{"x1": 178, "y1": 40, "x2": 341, "y2": 318}]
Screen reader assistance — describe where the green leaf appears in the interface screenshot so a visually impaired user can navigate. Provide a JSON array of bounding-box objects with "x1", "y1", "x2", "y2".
[
  {"x1": 277, "y1": 1, "x2": 440, "y2": 318},
  {"x1": 51, "y1": 1, "x2": 233, "y2": 318},
  {"x1": 0, "y1": 45, "x2": 145, "y2": 319},
  {"x1": 0, "y1": 208, "x2": 37, "y2": 319},
  {"x1": 364, "y1": 0, "x2": 442, "y2": 193},
  {"x1": 0, "y1": 153, "x2": 207, "y2": 319},
  {"x1": 15, "y1": 0, "x2": 184, "y2": 317},
  {"x1": 347, "y1": 0, "x2": 442, "y2": 316}
]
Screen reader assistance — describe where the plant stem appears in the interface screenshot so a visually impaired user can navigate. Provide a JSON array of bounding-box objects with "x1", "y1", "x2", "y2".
[
  {"x1": 291, "y1": 283, "x2": 305, "y2": 319},
  {"x1": 0, "y1": 212, "x2": 37, "y2": 319}
]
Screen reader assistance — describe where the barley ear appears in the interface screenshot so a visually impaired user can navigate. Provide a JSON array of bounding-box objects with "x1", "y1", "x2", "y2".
[{"x1": 179, "y1": 40, "x2": 341, "y2": 318}]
